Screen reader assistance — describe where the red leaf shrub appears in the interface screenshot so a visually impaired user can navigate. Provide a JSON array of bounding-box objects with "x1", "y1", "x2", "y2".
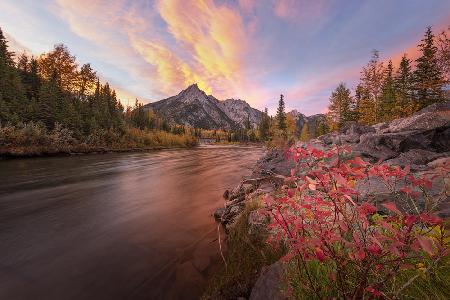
[{"x1": 263, "y1": 144, "x2": 449, "y2": 298}]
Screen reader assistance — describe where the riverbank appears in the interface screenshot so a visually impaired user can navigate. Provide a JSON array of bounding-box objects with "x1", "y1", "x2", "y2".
[
  {"x1": 206, "y1": 102, "x2": 450, "y2": 299},
  {"x1": 0, "y1": 122, "x2": 198, "y2": 159},
  {"x1": 0, "y1": 144, "x2": 197, "y2": 159}
]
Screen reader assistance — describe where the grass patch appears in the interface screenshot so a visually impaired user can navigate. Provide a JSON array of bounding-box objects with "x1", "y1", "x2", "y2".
[
  {"x1": 286, "y1": 254, "x2": 450, "y2": 299},
  {"x1": 202, "y1": 200, "x2": 284, "y2": 299}
]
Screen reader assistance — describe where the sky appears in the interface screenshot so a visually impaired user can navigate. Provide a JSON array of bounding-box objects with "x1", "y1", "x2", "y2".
[{"x1": 0, "y1": 0, "x2": 449, "y2": 115}]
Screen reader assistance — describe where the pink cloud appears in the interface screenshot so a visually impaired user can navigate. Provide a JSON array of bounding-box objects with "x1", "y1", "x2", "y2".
[{"x1": 273, "y1": 0, "x2": 332, "y2": 24}]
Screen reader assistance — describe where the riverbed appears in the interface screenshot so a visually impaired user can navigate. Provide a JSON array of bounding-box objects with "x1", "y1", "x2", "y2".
[{"x1": 0, "y1": 145, "x2": 264, "y2": 300}]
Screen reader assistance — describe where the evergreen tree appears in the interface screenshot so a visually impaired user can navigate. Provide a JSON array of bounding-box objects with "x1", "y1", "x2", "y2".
[
  {"x1": 359, "y1": 50, "x2": 385, "y2": 124},
  {"x1": 300, "y1": 122, "x2": 310, "y2": 142},
  {"x1": 316, "y1": 120, "x2": 329, "y2": 137},
  {"x1": 353, "y1": 83, "x2": 366, "y2": 122},
  {"x1": 244, "y1": 114, "x2": 251, "y2": 130},
  {"x1": 0, "y1": 29, "x2": 27, "y2": 123},
  {"x1": 37, "y1": 72, "x2": 61, "y2": 128},
  {"x1": 328, "y1": 82, "x2": 354, "y2": 129},
  {"x1": 259, "y1": 107, "x2": 270, "y2": 141},
  {"x1": 0, "y1": 28, "x2": 14, "y2": 66},
  {"x1": 436, "y1": 26, "x2": 450, "y2": 86},
  {"x1": 379, "y1": 60, "x2": 396, "y2": 121},
  {"x1": 77, "y1": 63, "x2": 96, "y2": 99},
  {"x1": 414, "y1": 27, "x2": 444, "y2": 108},
  {"x1": 276, "y1": 94, "x2": 287, "y2": 132},
  {"x1": 394, "y1": 54, "x2": 414, "y2": 117}
]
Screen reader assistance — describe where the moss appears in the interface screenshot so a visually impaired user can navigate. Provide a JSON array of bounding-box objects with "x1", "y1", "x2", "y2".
[{"x1": 202, "y1": 200, "x2": 284, "y2": 300}]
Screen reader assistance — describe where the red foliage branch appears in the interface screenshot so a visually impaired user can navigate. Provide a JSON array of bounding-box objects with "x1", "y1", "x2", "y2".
[{"x1": 262, "y1": 144, "x2": 449, "y2": 298}]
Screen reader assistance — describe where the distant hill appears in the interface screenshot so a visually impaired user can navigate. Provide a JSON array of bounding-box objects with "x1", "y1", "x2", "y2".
[{"x1": 143, "y1": 84, "x2": 263, "y2": 130}]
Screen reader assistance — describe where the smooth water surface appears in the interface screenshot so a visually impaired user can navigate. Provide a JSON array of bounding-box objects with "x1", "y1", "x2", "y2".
[{"x1": 0, "y1": 145, "x2": 264, "y2": 300}]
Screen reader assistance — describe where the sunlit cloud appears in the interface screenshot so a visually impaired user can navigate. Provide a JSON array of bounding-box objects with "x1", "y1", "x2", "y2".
[
  {"x1": 156, "y1": 0, "x2": 248, "y2": 94},
  {"x1": 0, "y1": 0, "x2": 449, "y2": 114},
  {"x1": 272, "y1": 0, "x2": 332, "y2": 24}
]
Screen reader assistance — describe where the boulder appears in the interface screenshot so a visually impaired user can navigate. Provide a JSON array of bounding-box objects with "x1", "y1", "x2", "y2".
[
  {"x1": 254, "y1": 150, "x2": 296, "y2": 177},
  {"x1": 427, "y1": 156, "x2": 450, "y2": 168},
  {"x1": 317, "y1": 132, "x2": 335, "y2": 145},
  {"x1": 354, "y1": 125, "x2": 450, "y2": 161},
  {"x1": 340, "y1": 121, "x2": 375, "y2": 135},
  {"x1": 380, "y1": 102, "x2": 450, "y2": 134},
  {"x1": 214, "y1": 207, "x2": 226, "y2": 221},
  {"x1": 250, "y1": 262, "x2": 287, "y2": 300},
  {"x1": 385, "y1": 149, "x2": 445, "y2": 170},
  {"x1": 353, "y1": 132, "x2": 401, "y2": 160},
  {"x1": 355, "y1": 171, "x2": 449, "y2": 217},
  {"x1": 247, "y1": 209, "x2": 270, "y2": 236},
  {"x1": 413, "y1": 101, "x2": 450, "y2": 115}
]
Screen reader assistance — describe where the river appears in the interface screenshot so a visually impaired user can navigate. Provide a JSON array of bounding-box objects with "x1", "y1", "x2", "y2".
[{"x1": 0, "y1": 145, "x2": 264, "y2": 300}]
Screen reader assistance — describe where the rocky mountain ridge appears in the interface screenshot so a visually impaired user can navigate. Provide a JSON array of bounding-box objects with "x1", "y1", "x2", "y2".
[
  {"x1": 287, "y1": 110, "x2": 327, "y2": 137},
  {"x1": 144, "y1": 84, "x2": 263, "y2": 130}
]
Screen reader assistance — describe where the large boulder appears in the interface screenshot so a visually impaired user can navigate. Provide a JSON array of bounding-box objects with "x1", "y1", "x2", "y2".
[
  {"x1": 247, "y1": 209, "x2": 270, "y2": 236},
  {"x1": 353, "y1": 102, "x2": 450, "y2": 161},
  {"x1": 381, "y1": 110, "x2": 449, "y2": 134},
  {"x1": 340, "y1": 121, "x2": 376, "y2": 135},
  {"x1": 385, "y1": 149, "x2": 447, "y2": 170},
  {"x1": 254, "y1": 150, "x2": 296, "y2": 177},
  {"x1": 249, "y1": 262, "x2": 287, "y2": 300}
]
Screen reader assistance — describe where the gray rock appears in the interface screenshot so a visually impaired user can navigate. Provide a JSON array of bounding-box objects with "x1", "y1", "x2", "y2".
[
  {"x1": 214, "y1": 207, "x2": 226, "y2": 221},
  {"x1": 381, "y1": 105, "x2": 450, "y2": 134},
  {"x1": 229, "y1": 205, "x2": 241, "y2": 215},
  {"x1": 340, "y1": 121, "x2": 375, "y2": 135},
  {"x1": 355, "y1": 171, "x2": 449, "y2": 216},
  {"x1": 247, "y1": 209, "x2": 269, "y2": 236},
  {"x1": 250, "y1": 262, "x2": 287, "y2": 300},
  {"x1": 254, "y1": 150, "x2": 296, "y2": 177},
  {"x1": 385, "y1": 149, "x2": 445, "y2": 170},
  {"x1": 353, "y1": 132, "x2": 401, "y2": 160},
  {"x1": 317, "y1": 132, "x2": 335, "y2": 145},
  {"x1": 427, "y1": 156, "x2": 450, "y2": 168},
  {"x1": 413, "y1": 101, "x2": 450, "y2": 115}
]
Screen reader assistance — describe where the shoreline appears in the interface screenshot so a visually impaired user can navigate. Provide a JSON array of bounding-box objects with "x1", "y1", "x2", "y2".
[
  {"x1": 0, "y1": 145, "x2": 195, "y2": 160},
  {"x1": 0, "y1": 142, "x2": 265, "y2": 160}
]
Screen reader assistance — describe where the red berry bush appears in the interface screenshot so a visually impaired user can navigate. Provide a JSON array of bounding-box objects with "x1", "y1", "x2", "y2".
[{"x1": 263, "y1": 144, "x2": 449, "y2": 299}]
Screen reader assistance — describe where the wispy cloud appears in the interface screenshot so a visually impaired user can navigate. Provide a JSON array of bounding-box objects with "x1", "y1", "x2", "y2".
[{"x1": 0, "y1": 0, "x2": 449, "y2": 114}]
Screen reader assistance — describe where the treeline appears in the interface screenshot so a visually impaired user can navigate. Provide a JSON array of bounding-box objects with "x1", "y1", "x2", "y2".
[
  {"x1": 328, "y1": 26, "x2": 449, "y2": 129},
  {"x1": 258, "y1": 94, "x2": 328, "y2": 144},
  {"x1": 0, "y1": 27, "x2": 196, "y2": 155}
]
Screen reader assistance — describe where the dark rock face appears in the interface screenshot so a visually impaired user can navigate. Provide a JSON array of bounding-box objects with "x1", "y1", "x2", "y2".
[
  {"x1": 339, "y1": 101, "x2": 450, "y2": 161},
  {"x1": 249, "y1": 262, "x2": 287, "y2": 300},
  {"x1": 253, "y1": 149, "x2": 296, "y2": 177},
  {"x1": 385, "y1": 149, "x2": 447, "y2": 170},
  {"x1": 143, "y1": 84, "x2": 262, "y2": 130}
]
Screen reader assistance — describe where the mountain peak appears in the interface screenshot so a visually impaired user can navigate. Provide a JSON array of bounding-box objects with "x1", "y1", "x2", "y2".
[
  {"x1": 145, "y1": 84, "x2": 263, "y2": 130},
  {"x1": 185, "y1": 83, "x2": 201, "y2": 92}
]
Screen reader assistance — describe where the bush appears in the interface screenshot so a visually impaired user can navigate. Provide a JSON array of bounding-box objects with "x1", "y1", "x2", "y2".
[
  {"x1": 0, "y1": 121, "x2": 50, "y2": 146},
  {"x1": 0, "y1": 122, "x2": 197, "y2": 156},
  {"x1": 262, "y1": 144, "x2": 450, "y2": 299}
]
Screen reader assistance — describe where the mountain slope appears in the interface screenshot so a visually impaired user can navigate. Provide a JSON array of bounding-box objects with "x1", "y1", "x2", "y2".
[
  {"x1": 288, "y1": 110, "x2": 327, "y2": 137},
  {"x1": 219, "y1": 99, "x2": 262, "y2": 129},
  {"x1": 144, "y1": 84, "x2": 262, "y2": 130}
]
